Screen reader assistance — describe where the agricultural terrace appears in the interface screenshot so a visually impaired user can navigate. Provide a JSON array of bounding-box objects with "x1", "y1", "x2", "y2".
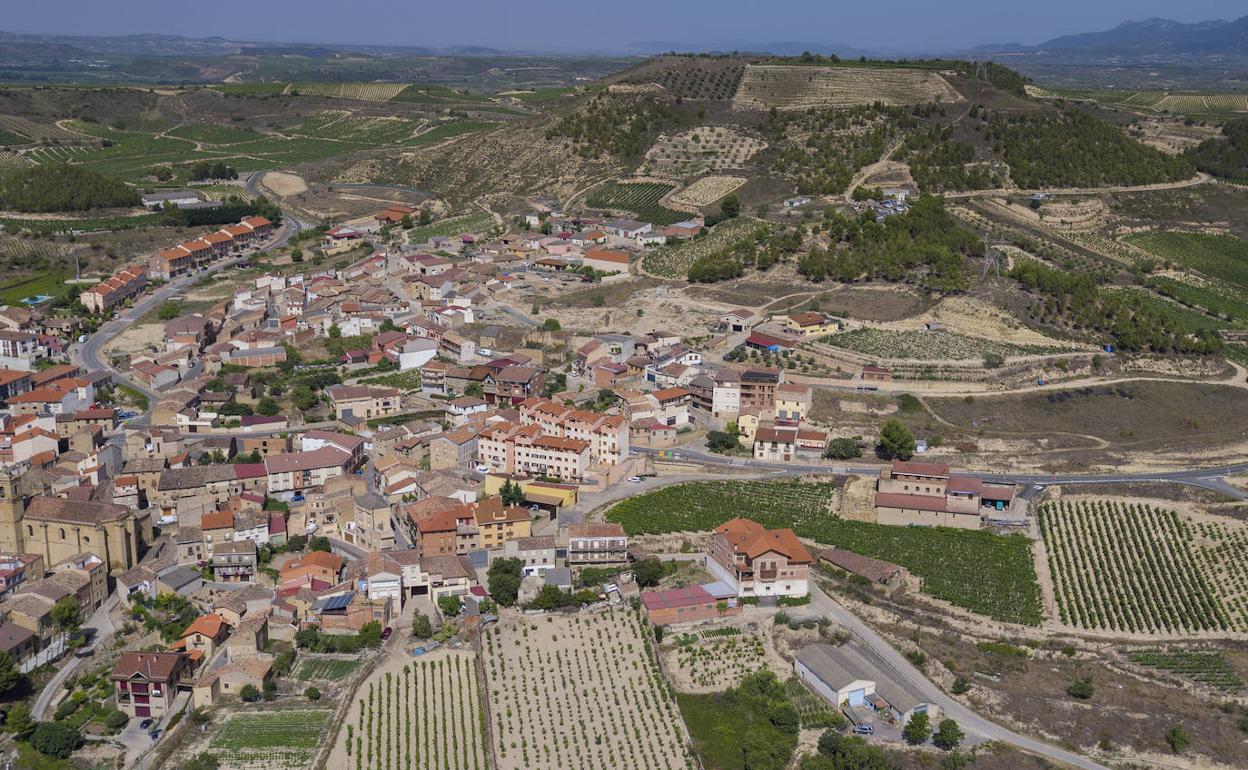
[
  {"x1": 208, "y1": 709, "x2": 333, "y2": 770},
  {"x1": 292, "y1": 112, "x2": 430, "y2": 145},
  {"x1": 0, "y1": 114, "x2": 89, "y2": 143},
  {"x1": 819, "y1": 328, "x2": 1066, "y2": 361},
  {"x1": 607, "y1": 480, "x2": 1042, "y2": 625},
  {"x1": 1128, "y1": 232, "x2": 1248, "y2": 322},
  {"x1": 483, "y1": 609, "x2": 692, "y2": 770},
  {"x1": 642, "y1": 217, "x2": 767, "y2": 278},
  {"x1": 732, "y1": 64, "x2": 963, "y2": 110},
  {"x1": 329, "y1": 650, "x2": 487, "y2": 770},
  {"x1": 166, "y1": 124, "x2": 268, "y2": 145},
  {"x1": 583, "y1": 181, "x2": 688, "y2": 226},
  {"x1": 1039, "y1": 500, "x2": 1245, "y2": 635},
  {"x1": 643, "y1": 127, "x2": 766, "y2": 176},
  {"x1": 1126, "y1": 649, "x2": 1245, "y2": 692},
  {"x1": 1086, "y1": 91, "x2": 1248, "y2": 115},
  {"x1": 669, "y1": 176, "x2": 747, "y2": 208},
  {"x1": 295, "y1": 655, "x2": 361, "y2": 680},
  {"x1": 0, "y1": 151, "x2": 32, "y2": 175},
  {"x1": 292, "y1": 83, "x2": 411, "y2": 101},
  {"x1": 664, "y1": 626, "x2": 770, "y2": 691},
  {"x1": 407, "y1": 211, "x2": 497, "y2": 244}
]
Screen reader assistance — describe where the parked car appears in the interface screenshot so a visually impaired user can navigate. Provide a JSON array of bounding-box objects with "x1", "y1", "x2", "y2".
[
  {"x1": 73, "y1": 648, "x2": 94, "y2": 659},
  {"x1": 381, "y1": 627, "x2": 393, "y2": 640},
  {"x1": 139, "y1": 718, "x2": 154, "y2": 730},
  {"x1": 626, "y1": 476, "x2": 642, "y2": 483},
  {"x1": 852, "y1": 724, "x2": 874, "y2": 735},
  {"x1": 474, "y1": 464, "x2": 490, "y2": 473}
]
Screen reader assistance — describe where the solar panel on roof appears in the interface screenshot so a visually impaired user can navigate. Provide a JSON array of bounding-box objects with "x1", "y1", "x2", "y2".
[{"x1": 321, "y1": 593, "x2": 352, "y2": 611}]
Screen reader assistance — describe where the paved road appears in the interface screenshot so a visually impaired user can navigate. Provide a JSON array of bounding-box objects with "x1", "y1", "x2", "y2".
[
  {"x1": 630, "y1": 446, "x2": 1248, "y2": 499},
  {"x1": 806, "y1": 583, "x2": 1109, "y2": 770},
  {"x1": 32, "y1": 593, "x2": 119, "y2": 720}
]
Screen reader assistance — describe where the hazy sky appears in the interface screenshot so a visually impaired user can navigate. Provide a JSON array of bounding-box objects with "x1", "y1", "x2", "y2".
[{"x1": 6, "y1": 0, "x2": 1244, "y2": 53}]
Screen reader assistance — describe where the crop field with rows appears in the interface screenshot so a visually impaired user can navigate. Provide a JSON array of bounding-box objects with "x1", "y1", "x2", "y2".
[
  {"x1": 484, "y1": 609, "x2": 692, "y2": 770},
  {"x1": 1039, "y1": 500, "x2": 1234, "y2": 634},
  {"x1": 166, "y1": 124, "x2": 268, "y2": 145},
  {"x1": 733, "y1": 64, "x2": 962, "y2": 110},
  {"x1": 643, "y1": 127, "x2": 766, "y2": 177},
  {"x1": 666, "y1": 628, "x2": 767, "y2": 690},
  {"x1": 0, "y1": 115, "x2": 87, "y2": 143},
  {"x1": 292, "y1": 112, "x2": 428, "y2": 145},
  {"x1": 25, "y1": 145, "x2": 96, "y2": 164},
  {"x1": 821, "y1": 328, "x2": 1064, "y2": 361},
  {"x1": 1147, "y1": 275, "x2": 1248, "y2": 329},
  {"x1": 407, "y1": 211, "x2": 497, "y2": 243},
  {"x1": 1110, "y1": 92, "x2": 1248, "y2": 114},
  {"x1": 1128, "y1": 232, "x2": 1248, "y2": 296},
  {"x1": 0, "y1": 129, "x2": 25, "y2": 146},
  {"x1": 668, "y1": 175, "x2": 747, "y2": 207},
  {"x1": 295, "y1": 656, "x2": 361, "y2": 681},
  {"x1": 0, "y1": 151, "x2": 31, "y2": 175},
  {"x1": 608, "y1": 481, "x2": 1042, "y2": 625},
  {"x1": 583, "y1": 181, "x2": 687, "y2": 226},
  {"x1": 193, "y1": 184, "x2": 256, "y2": 202},
  {"x1": 293, "y1": 83, "x2": 411, "y2": 102},
  {"x1": 209, "y1": 709, "x2": 333, "y2": 770},
  {"x1": 1126, "y1": 649, "x2": 1244, "y2": 691},
  {"x1": 335, "y1": 651, "x2": 487, "y2": 770},
  {"x1": 642, "y1": 216, "x2": 767, "y2": 278},
  {"x1": 621, "y1": 61, "x2": 745, "y2": 101},
  {"x1": 785, "y1": 677, "x2": 840, "y2": 728},
  {"x1": 392, "y1": 85, "x2": 497, "y2": 105},
  {"x1": 1189, "y1": 516, "x2": 1248, "y2": 632}
]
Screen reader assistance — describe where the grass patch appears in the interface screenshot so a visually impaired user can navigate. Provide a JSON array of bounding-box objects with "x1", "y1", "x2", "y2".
[
  {"x1": 677, "y1": 670, "x2": 798, "y2": 770},
  {"x1": 0, "y1": 270, "x2": 69, "y2": 304},
  {"x1": 0, "y1": 213, "x2": 162, "y2": 234},
  {"x1": 607, "y1": 480, "x2": 1041, "y2": 625},
  {"x1": 209, "y1": 709, "x2": 332, "y2": 767}
]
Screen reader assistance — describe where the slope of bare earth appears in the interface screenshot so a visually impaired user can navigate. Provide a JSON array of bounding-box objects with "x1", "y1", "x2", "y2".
[
  {"x1": 732, "y1": 64, "x2": 963, "y2": 110},
  {"x1": 340, "y1": 120, "x2": 622, "y2": 204}
]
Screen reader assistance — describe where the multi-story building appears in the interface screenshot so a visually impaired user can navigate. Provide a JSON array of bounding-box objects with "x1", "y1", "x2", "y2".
[
  {"x1": 264, "y1": 447, "x2": 354, "y2": 494},
  {"x1": 211, "y1": 540, "x2": 257, "y2": 583},
  {"x1": 709, "y1": 517, "x2": 811, "y2": 598},
  {"x1": 873, "y1": 461, "x2": 1016, "y2": 529},
  {"x1": 565, "y1": 522, "x2": 628, "y2": 568},
  {"x1": 325, "y1": 384, "x2": 403, "y2": 421},
  {"x1": 79, "y1": 265, "x2": 147, "y2": 315},
  {"x1": 0, "y1": 332, "x2": 40, "y2": 372},
  {"x1": 112, "y1": 651, "x2": 189, "y2": 719},
  {"x1": 738, "y1": 367, "x2": 783, "y2": 411},
  {"x1": 774, "y1": 382, "x2": 812, "y2": 424},
  {"x1": 517, "y1": 399, "x2": 629, "y2": 465}
]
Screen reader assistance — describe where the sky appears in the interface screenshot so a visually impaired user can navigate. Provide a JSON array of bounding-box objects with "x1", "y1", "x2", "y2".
[{"x1": 4, "y1": 0, "x2": 1245, "y2": 54}]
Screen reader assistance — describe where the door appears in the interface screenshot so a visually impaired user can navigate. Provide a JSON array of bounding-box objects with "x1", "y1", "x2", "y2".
[{"x1": 847, "y1": 689, "x2": 866, "y2": 707}]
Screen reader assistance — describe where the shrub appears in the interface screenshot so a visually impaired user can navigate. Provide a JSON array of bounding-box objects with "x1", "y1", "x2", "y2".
[
  {"x1": 412, "y1": 613, "x2": 433, "y2": 640},
  {"x1": 1166, "y1": 723, "x2": 1191, "y2": 754},
  {"x1": 305, "y1": 686, "x2": 321, "y2": 701},
  {"x1": 933, "y1": 718, "x2": 964, "y2": 751},
  {"x1": 30, "y1": 721, "x2": 83, "y2": 759},
  {"x1": 239, "y1": 683, "x2": 261, "y2": 702},
  {"x1": 104, "y1": 709, "x2": 129, "y2": 730},
  {"x1": 903, "y1": 711, "x2": 932, "y2": 745},
  {"x1": 1066, "y1": 677, "x2": 1094, "y2": 700},
  {"x1": 951, "y1": 676, "x2": 970, "y2": 695}
]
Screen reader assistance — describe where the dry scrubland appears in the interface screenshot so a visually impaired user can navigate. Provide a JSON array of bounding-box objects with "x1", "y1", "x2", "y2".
[
  {"x1": 732, "y1": 64, "x2": 963, "y2": 110},
  {"x1": 329, "y1": 649, "x2": 487, "y2": 770},
  {"x1": 483, "y1": 609, "x2": 691, "y2": 770}
]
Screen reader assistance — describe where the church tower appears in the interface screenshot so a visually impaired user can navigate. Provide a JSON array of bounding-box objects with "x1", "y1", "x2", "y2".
[{"x1": 0, "y1": 466, "x2": 27, "y2": 554}]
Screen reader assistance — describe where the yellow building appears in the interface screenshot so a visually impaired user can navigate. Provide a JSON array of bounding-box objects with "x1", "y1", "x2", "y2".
[
  {"x1": 483, "y1": 476, "x2": 578, "y2": 511},
  {"x1": 774, "y1": 383, "x2": 812, "y2": 423},
  {"x1": 784, "y1": 311, "x2": 839, "y2": 339}
]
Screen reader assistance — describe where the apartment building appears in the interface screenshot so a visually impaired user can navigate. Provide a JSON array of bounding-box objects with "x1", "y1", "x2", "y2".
[
  {"x1": 709, "y1": 517, "x2": 811, "y2": 598},
  {"x1": 565, "y1": 522, "x2": 628, "y2": 568}
]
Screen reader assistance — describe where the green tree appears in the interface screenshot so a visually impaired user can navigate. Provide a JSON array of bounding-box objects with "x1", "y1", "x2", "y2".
[
  {"x1": 951, "y1": 676, "x2": 970, "y2": 695},
  {"x1": 720, "y1": 193, "x2": 741, "y2": 219},
  {"x1": 487, "y1": 558, "x2": 524, "y2": 607},
  {"x1": 902, "y1": 711, "x2": 932, "y2": 745},
  {"x1": 104, "y1": 709, "x2": 129, "y2": 730},
  {"x1": 290, "y1": 385, "x2": 318, "y2": 411},
  {"x1": 239, "y1": 684, "x2": 261, "y2": 702},
  {"x1": 500, "y1": 480, "x2": 526, "y2": 506},
  {"x1": 30, "y1": 721, "x2": 83, "y2": 759},
  {"x1": 357, "y1": 621, "x2": 382, "y2": 648},
  {"x1": 438, "y1": 595, "x2": 462, "y2": 617},
  {"x1": 982, "y1": 351, "x2": 1004, "y2": 369},
  {"x1": 157, "y1": 302, "x2": 182, "y2": 321},
  {"x1": 464, "y1": 382, "x2": 484, "y2": 399},
  {"x1": 1066, "y1": 677, "x2": 1094, "y2": 700},
  {"x1": 328, "y1": 324, "x2": 342, "y2": 339},
  {"x1": 631, "y1": 558, "x2": 664, "y2": 588},
  {"x1": 308, "y1": 536, "x2": 331, "y2": 552},
  {"x1": 4, "y1": 702, "x2": 34, "y2": 736},
  {"x1": 305, "y1": 686, "x2": 321, "y2": 701},
  {"x1": 0, "y1": 651, "x2": 23, "y2": 697},
  {"x1": 822, "y1": 437, "x2": 861, "y2": 460},
  {"x1": 1166, "y1": 723, "x2": 1191, "y2": 754},
  {"x1": 933, "y1": 718, "x2": 964, "y2": 751},
  {"x1": 878, "y1": 418, "x2": 916, "y2": 460},
  {"x1": 51, "y1": 597, "x2": 80, "y2": 636},
  {"x1": 412, "y1": 613, "x2": 433, "y2": 640},
  {"x1": 541, "y1": 318, "x2": 561, "y2": 331},
  {"x1": 256, "y1": 397, "x2": 280, "y2": 416}
]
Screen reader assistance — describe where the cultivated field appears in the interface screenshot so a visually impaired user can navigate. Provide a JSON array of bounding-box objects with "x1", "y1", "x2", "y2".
[
  {"x1": 0, "y1": 114, "x2": 88, "y2": 143},
  {"x1": 642, "y1": 216, "x2": 767, "y2": 278},
  {"x1": 330, "y1": 650, "x2": 487, "y2": 770},
  {"x1": 1039, "y1": 500, "x2": 1243, "y2": 635},
  {"x1": 668, "y1": 175, "x2": 747, "y2": 208},
  {"x1": 0, "y1": 150, "x2": 32, "y2": 174},
  {"x1": 295, "y1": 656, "x2": 361, "y2": 681},
  {"x1": 1126, "y1": 648, "x2": 1244, "y2": 691},
  {"x1": 607, "y1": 480, "x2": 1042, "y2": 625},
  {"x1": 292, "y1": 83, "x2": 412, "y2": 102},
  {"x1": 732, "y1": 64, "x2": 962, "y2": 110},
  {"x1": 1114, "y1": 91, "x2": 1248, "y2": 115},
  {"x1": 483, "y1": 609, "x2": 692, "y2": 770},
  {"x1": 407, "y1": 211, "x2": 497, "y2": 243},
  {"x1": 821, "y1": 328, "x2": 1064, "y2": 361},
  {"x1": 583, "y1": 180, "x2": 687, "y2": 226},
  {"x1": 665, "y1": 627, "x2": 769, "y2": 691},
  {"x1": 208, "y1": 709, "x2": 334, "y2": 770},
  {"x1": 642, "y1": 127, "x2": 766, "y2": 176}
]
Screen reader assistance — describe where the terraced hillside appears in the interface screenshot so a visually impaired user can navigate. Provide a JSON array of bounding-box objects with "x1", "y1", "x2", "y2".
[{"x1": 733, "y1": 64, "x2": 963, "y2": 110}]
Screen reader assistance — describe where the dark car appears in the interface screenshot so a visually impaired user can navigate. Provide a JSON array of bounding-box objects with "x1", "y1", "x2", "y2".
[
  {"x1": 139, "y1": 718, "x2": 154, "y2": 730},
  {"x1": 381, "y1": 627, "x2": 393, "y2": 640}
]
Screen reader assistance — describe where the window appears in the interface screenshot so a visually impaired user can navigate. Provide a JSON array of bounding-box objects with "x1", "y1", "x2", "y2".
[{"x1": 59, "y1": 528, "x2": 66, "y2": 540}]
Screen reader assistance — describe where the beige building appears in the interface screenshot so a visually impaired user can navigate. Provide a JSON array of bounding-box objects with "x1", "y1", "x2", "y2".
[
  {"x1": 326, "y1": 384, "x2": 403, "y2": 421},
  {"x1": 874, "y1": 461, "x2": 1015, "y2": 530}
]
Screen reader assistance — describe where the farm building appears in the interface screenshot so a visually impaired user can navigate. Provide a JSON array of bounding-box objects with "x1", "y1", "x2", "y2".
[
  {"x1": 795, "y1": 643, "x2": 938, "y2": 727},
  {"x1": 874, "y1": 461, "x2": 1019, "y2": 529},
  {"x1": 816, "y1": 548, "x2": 901, "y2": 585},
  {"x1": 641, "y1": 584, "x2": 742, "y2": 626},
  {"x1": 581, "y1": 249, "x2": 631, "y2": 274},
  {"x1": 861, "y1": 365, "x2": 892, "y2": 383},
  {"x1": 745, "y1": 331, "x2": 797, "y2": 352}
]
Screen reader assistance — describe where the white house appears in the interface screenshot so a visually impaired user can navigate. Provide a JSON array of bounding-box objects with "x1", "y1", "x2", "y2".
[{"x1": 398, "y1": 338, "x2": 438, "y2": 371}]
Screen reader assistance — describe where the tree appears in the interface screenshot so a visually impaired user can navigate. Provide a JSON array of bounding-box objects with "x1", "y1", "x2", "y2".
[
  {"x1": 500, "y1": 480, "x2": 526, "y2": 506},
  {"x1": 305, "y1": 686, "x2": 321, "y2": 701},
  {"x1": 0, "y1": 651, "x2": 23, "y2": 697},
  {"x1": 256, "y1": 397, "x2": 280, "y2": 416},
  {"x1": 464, "y1": 382, "x2": 484, "y2": 399},
  {"x1": 30, "y1": 721, "x2": 83, "y2": 759},
  {"x1": 1166, "y1": 723, "x2": 1191, "y2": 754},
  {"x1": 104, "y1": 709, "x2": 129, "y2": 730},
  {"x1": 951, "y1": 675, "x2": 970, "y2": 695},
  {"x1": 631, "y1": 558, "x2": 664, "y2": 588},
  {"x1": 239, "y1": 684, "x2": 262, "y2": 702},
  {"x1": 903, "y1": 711, "x2": 932, "y2": 745},
  {"x1": 720, "y1": 193, "x2": 741, "y2": 219},
  {"x1": 822, "y1": 437, "x2": 861, "y2": 460},
  {"x1": 358, "y1": 621, "x2": 383, "y2": 648},
  {"x1": 487, "y1": 557, "x2": 524, "y2": 607},
  {"x1": 933, "y1": 718, "x2": 964, "y2": 751},
  {"x1": 541, "y1": 318, "x2": 561, "y2": 331},
  {"x1": 412, "y1": 613, "x2": 433, "y2": 640},
  {"x1": 706, "y1": 430, "x2": 740, "y2": 453},
  {"x1": 878, "y1": 418, "x2": 916, "y2": 460},
  {"x1": 328, "y1": 324, "x2": 342, "y2": 339},
  {"x1": 291, "y1": 385, "x2": 318, "y2": 411},
  {"x1": 1066, "y1": 676, "x2": 1094, "y2": 700},
  {"x1": 308, "y1": 536, "x2": 331, "y2": 552},
  {"x1": 4, "y1": 702, "x2": 34, "y2": 736},
  {"x1": 157, "y1": 302, "x2": 183, "y2": 321},
  {"x1": 438, "y1": 595, "x2": 462, "y2": 617},
  {"x1": 51, "y1": 596, "x2": 80, "y2": 636}
]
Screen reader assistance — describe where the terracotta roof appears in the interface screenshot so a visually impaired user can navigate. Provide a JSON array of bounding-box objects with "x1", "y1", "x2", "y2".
[
  {"x1": 650, "y1": 387, "x2": 690, "y2": 401},
  {"x1": 180, "y1": 613, "x2": 227, "y2": 640},
  {"x1": 26, "y1": 496, "x2": 127, "y2": 525},
  {"x1": 112, "y1": 651, "x2": 185, "y2": 683},
  {"x1": 890, "y1": 460, "x2": 950, "y2": 478},
  {"x1": 201, "y1": 511, "x2": 234, "y2": 530},
  {"x1": 714, "y1": 517, "x2": 811, "y2": 563},
  {"x1": 567, "y1": 522, "x2": 625, "y2": 538}
]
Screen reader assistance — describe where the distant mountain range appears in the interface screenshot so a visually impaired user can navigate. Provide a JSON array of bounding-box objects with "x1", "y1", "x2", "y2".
[{"x1": 973, "y1": 15, "x2": 1248, "y2": 57}]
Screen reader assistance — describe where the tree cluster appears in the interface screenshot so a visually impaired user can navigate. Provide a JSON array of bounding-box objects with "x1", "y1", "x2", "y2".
[
  {"x1": 188, "y1": 161, "x2": 238, "y2": 181},
  {"x1": 1187, "y1": 119, "x2": 1248, "y2": 184},
  {"x1": 546, "y1": 93, "x2": 691, "y2": 159},
  {"x1": 0, "y1": 164, "x2": 139, "y2": 212}
]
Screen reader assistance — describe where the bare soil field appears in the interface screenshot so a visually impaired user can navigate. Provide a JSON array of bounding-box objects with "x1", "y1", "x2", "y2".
[
  {"x1": 733, "y1": 64, "x2": 963, "y2": 110},
  {"x1": 809, "y1": 284, "x2": 936, "y2": 322},
  {"x1": 927, "y1": 381, "x2": 1248, "y2": 453},
  {"x1": 105, "y1": 322, "x2": 164, "y2": 358},
  {"x1": 874, "y1": 295, "x2": 1081, "y2": 348},
  {"x1": 668, "y1": 175, "x2": 747, "y2": 207},
  {"x1": 259, "y1": 171, "x2": 308, "y2": 197},
  {"x1": 660, "y1": 619, "x2": 789, "y2": 693}
]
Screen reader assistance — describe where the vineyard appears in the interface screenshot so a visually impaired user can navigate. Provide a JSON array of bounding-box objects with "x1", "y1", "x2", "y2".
[
  {"x1": 407, "y1": 211, "x2": 497, "y2": 243},
  {"x1": 0, "y1": 151, "x2": 31, "y2": 175},
  {"x1": 668, "y1": 176, "x2": 747, "y2": 208},
  {"x1": 732, "y1": 65, "x2": 962, "y2": 110},
  {"x1": 607, "y1": 480, "x2": 1042, "y2": 625},
  {"x1": 295, "y1": 656, "x2": 361, "y2": 681},
  {"x1": 292, "y1": 83, "x2": 411, "y2": 102},
  {"x1": 1126, "y1": 649, "x2": 1244, "y2": 691},
  {"x1": 642, "y1": 127, "x2": 766, "y2": 177},
  {"x1": 666, "y1": 627, "x2": 768, "y2": 691},
  {"x1": 820, "y1": 328, "x2": 1065, "y2": 361},
  {"x1": 642, "y1": 216, "x2": 767, "y2": 278},
  {"x1": 209, "y1": 709, "x2": 333, "y2": 770},
  {"x1": 1128, "y1": 232, "x2": 1248, "y2": 295},
  {"x1": 483, "y1": 609, "x2": 692, "y2": 770},
  {"x1": 1039, "y1": 500, "x2": 1237, "y2": 634},
  {"x1": 332, "y1": 650, "x2": 487, "y2": 770},
  {"x1": 292, "y1": 112, "x2": 428, "y2": 145},
  {"x1": 1107, "y1": 92, "x2": 1248, "y2": 115},
  {"x1": 166, "y1": 124, "x2": 268, "y2": 145},
  {"x1": 583, "y1": 181, "x2": 687, "y2": 226},
  {"x1": 194, "y1": 184, "x2": 256, "y2": 203},
  {"x1": 0, "y1": 115, "x2": 87, "y2": 143}
]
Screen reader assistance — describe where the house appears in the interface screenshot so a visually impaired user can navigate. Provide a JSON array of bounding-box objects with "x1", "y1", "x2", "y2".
[
  {"x1": 601, "y1": 219, "x2": 652, "y2": 239},
  {"x1": 306, "y1": 591, "x2": 390, "y2": 634},
  {"x1": 783, "y1": 196, "x2": 811, "y2": 208},
  {"x1": 718, "y1": 309, "x2": 758, "y2": 333},
  {"x1": 325, "y1": 384, "x2": 402, "y2": 421},
  {"x1": 211, "y1": 540, "x2": 257, "y2": 583},
  {"x1": 0, "y1": 622, "x2": 37, "y2": 667},
  {"x1": 264, "y1": 447, "x2": 354, "y2": 494},
  {"x1": 795, "y1": 643, "x2": 938, "y2": 727},
  {"x1": 785, "y1": 312, "x2": 838, "y2": 338},
  {"x1": 774, "y1": 383, "x2": 812, "y2": 424},
  {"x1": 861, "y1": 365, "x2": 892, "y2": 383},
  {"x1": 642, "y1": 585, "x2": 742, "y2": 626},
  {"x1": 650, "y1": 387, "x2": 692, "y2": 427},
  {"x1": 0, "y1": 331, "x2": 40, "y2": 372},
  {"x1": 709, "y1": 517, "x2": 811, "y2": 598},
  {"x1": 745, "y1": 331, "x2": 797, "y2": 353},
  {"x1": 175, "y1": 613, "x2": 229, "y2": 657},
  {"x1": 141, "y1": 190, "x2": 203, "y2": 209},
  {"x1": 581, "y1": 249, "x2": 630, "y2": 275},
  {"x1": 565, "y1": 522, "x2": 628, "y2": 569},
  {"x1": 753, "y1": 424, "x2": 797, "y2": 462},
  {"x1": 873, "y1": 461, "x2": 1016, "y2": 529},
  {"x1": 112, "y1": 651, "x2": 189, "y2": 719},
  {"x1": 499, "y1": 535, "x2": 558, "y2": 576}
]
